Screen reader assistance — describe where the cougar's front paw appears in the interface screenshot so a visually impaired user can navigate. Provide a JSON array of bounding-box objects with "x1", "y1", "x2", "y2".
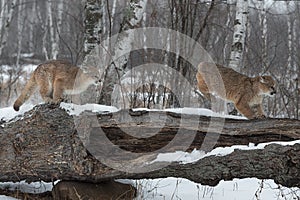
[{"x1": 255, "y1": 114, "x2": 267, "y2": 119}]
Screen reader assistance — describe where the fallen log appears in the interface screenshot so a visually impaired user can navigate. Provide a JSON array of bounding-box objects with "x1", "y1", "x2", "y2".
[{"x1": 0, "y1": 104, "x2": 299, "y2": 187}]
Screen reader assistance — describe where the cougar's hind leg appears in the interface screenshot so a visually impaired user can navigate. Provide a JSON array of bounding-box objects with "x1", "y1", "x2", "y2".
[
  {"x1": 52, "y1": 79, "x2": 65, "y2": 104},
  {"x1": 38, "y1": 80, "x2": 53, "y2": 104},
  {"x1": 196, "y1": 72, "x2": 212, "y2": 101}
]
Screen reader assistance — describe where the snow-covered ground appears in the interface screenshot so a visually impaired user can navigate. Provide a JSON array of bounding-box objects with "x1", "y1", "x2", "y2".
[
  {"x1": 0, "y1": 103, "x2": 299, "y2": 199},
  {"x1": 1, "y1": 177, "x2": 299, "y2": 200},
  {"x1": 134, "y1": 178, "x2": 300, "y2": 200}
]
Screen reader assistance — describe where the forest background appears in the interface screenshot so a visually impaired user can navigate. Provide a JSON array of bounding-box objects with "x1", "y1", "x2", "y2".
[{"x1": 0, "y1": 0, "x2": 299, "y2": 119}]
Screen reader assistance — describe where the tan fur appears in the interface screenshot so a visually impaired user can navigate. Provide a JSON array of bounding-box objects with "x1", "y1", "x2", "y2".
[
  {"x1": 13, "y1": 60, "x2": 99, "y2": 111},
  {"x1": 196, "y1": 62, "x2": 276, "y2": 119}
]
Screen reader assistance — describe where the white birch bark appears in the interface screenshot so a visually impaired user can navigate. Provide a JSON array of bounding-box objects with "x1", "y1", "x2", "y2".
[
  {"x1": 28, "y1": 0, "x2": 37, "y2": 53},
  {"x1": 258, "y1": 0, "x2": 267, "y2": 70},
  {"x1": 0, "y1": 0, "x2": 5, "y2": 39},
  {"x1": 84, "y1": 0, "x2": 103, "y2": 55},
  {"x1": 228, "y1": 0, "x2": 249, "y2": 72},
  {"x1": 245, "y1": 4, "x2": 251, "y2": 63},
  {"x1": 286, "y1": 2, "x2": 297, "y2": 73},
  {"x1": 16, "y1": 0, "x2": 25, "y2": 66},
  {"x1": 111, "y1": 0, "x2": 117, "y2": 36},
  {"x1": 292, "y1": 19, "x2": 297, "y2": 74},
  {"x1": 52, "y1": 0, "x2": 64, "y2": 59},
  {"x1": 48, "y1": 0, "x2": 54, "y2": 55},
  {"x1": 286, "y1": 4, "x2": 297, "y2": 88},
  {"x1": 39, "y1": 1, "x2": 49, "y2": 60},
  {"x1": 109, "y1": 0, "x2": 148, "y2": 106},
  {"x1": 223, "y1": 4, "x2": 233, "y2": 64},
  {"x1": 111, "y1": 0, "x2": 148, "y2": 71},
  {"x1": 287, "y1": 15, "x2": 292, "y2": 70},
  {"x1": 47, "y1": 0, "x2": 56, "y2": 59},
  {"x1": 0, "y1": 0, "x2": 17, "y2": 57}
]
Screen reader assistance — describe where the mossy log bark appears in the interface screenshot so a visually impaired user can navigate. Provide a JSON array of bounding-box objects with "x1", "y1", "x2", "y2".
[{"x1": 0, "y1": 104, "x2": 299, "y2": 187}]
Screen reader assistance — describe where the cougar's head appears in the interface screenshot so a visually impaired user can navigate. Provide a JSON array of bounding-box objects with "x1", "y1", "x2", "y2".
[
  {"x1": 258, "y1": 76, "x2": 276, "y2": 97},
  {"x1": 82, "y1": 66, "x2": 101, "y2": 85}
]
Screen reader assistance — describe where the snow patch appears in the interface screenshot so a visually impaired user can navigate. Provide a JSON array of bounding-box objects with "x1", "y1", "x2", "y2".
[
  {"x1": 0, "y1": 104, "x2": 34, "y2": 124},
  {"x1": 133, "y1": 107, "x2": 247, "y2": 119},
  {"x1": 133, "y1": 177, "x2": 300, "y2": 200},
  {"x1": 60, "y1": 102, "x2": 119, "y2": 116},
  {"x1": 151, "y1": 149, "x2": 206, "y2": 164},
  {"x1": 152, "y1": 140, "x2": 300, "y2": 164},
  {"x1": 1, "y1": 102, "x2": 246, "y2": 122},
  {"x1": 60, "y1": 104, "x2": 247, "y2": 120},
  {"x1": 0, "y1": 181, "x2": 55, "y2": 194},
  {"x1": 0, "y1": 196, "x2": 19, "y2": 200}
]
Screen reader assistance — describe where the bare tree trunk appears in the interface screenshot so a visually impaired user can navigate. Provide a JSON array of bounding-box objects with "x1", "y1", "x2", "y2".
[
  {"x1": 0, "y1": 0, "x2": 6, "y2": 56},
  {"x1": 287, "y1": 12, "x2": 293, "y2": 71},
  {"x1": 286, "y1": 3, "x2": 298, "y2": 119},
  {"x1": 52, "y1": 0, "x2": 64, "y2": 59},
  {"x1": 228, "y1": 0, "x2": 249, "y2": 72},
  {"x1": 0, "y1": 0, "x2": 17, "y2": 57},
  {"x1": 259, "y1": 0, "x2": 268, "y2": 71},
  {"x1": 48, "y1": 0, "x2": 55, "y2": 58},
  {"x1": 84, "y1": 0, "x2": 103, "y2": 55},
  {"x1": 101, "y1": 0, "x2": 148, "y2": 105},
  {"x1": 16, "y1": 0, "x2": 25, "y2": 67},
  {"x1": 28, "y1": 0, "x2": 37, "y2": 53},
  {"x1": 3, "y1": 0, "x2": 24, "y2": 105},
  {"x1": 47, "y1": 0, "x2": 63, "y2": 59},
  {"x1": 223, "y1": 3, "x2": 233, "y2": 64},
  {"x1": 40, "y1": 1, "x2": 49, "y2": 60}
]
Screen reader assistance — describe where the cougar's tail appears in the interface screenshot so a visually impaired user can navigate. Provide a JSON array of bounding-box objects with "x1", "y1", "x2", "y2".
[{"x1": 13, "y1": 74, "x2": 37, "y2": 111}]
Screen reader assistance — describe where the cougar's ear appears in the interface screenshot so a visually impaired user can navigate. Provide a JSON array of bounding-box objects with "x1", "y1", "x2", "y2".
[
  {"x1": 81, "y1": 65, "x2": 100, "y2": 75},
  {"x1": 259, "y1": 76, "x2": 266, "y2": 83}
]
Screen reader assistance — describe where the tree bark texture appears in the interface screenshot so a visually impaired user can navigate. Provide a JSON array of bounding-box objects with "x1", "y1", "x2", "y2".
[
  {"x1": 228, "y1": 0, "x2": 249, "y2": 71},
  {"x1": 99, "y1": 0, "x2": 148, "y2": 105},
  {"x1": 84, "y1": 0, "x2": 103, "y2": 55},
  {"x1": 0, "y1": 104, "x2": 299, "y2": 187}
]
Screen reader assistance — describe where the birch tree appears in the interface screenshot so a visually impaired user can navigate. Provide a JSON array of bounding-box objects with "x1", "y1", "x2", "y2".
[
  {"x1": 52, "y1": 0, "x2": 64, "y2": 59},
  {"x1": 40, "y1": 1, "x2": 49, "y2": 60},
  {"x1": 228, "y1": 0, "x2": 249, "y2": 71},
  {"x1": 47, "y1": 0, "x2": 54, "y2": 59},
  {"x1": 286, "y1": 3, "x2": 298, "y2": 118},
  {"x1": 223, "y1": 2, "x2": 234, "y2": 64},
  {"x1": 0, "y1": 0, "x2": 17, "y2": 57},
  {"x1": 259, "y1": 0, "x2": 268, "y2": 71},
  {"x1": 84, "y1": 0, "x2": 103, "y2": 55},
  {"x1": 28, "y1": 0, "x2": 37, "y2": 53},
  {"x1": 286, "y1": 2, "x2": 296, "y2": 71},
  {"x1": 46, "y1": 0, "x2": 64, "y2": 59},
  {"x1": 99, "y1": 0, "x2": 148, "y2": 105},
  {"x1": 16, "y1": 0, "x2": 25, "y2": 66}
]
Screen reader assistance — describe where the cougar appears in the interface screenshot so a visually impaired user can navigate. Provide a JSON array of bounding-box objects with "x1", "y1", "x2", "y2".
[
  {"x1": 13, "y1": 60, "x2": 100, "y2": 111},
  {"x1": 196, "y1": 62, "x2": 276, "y2": 119}
]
